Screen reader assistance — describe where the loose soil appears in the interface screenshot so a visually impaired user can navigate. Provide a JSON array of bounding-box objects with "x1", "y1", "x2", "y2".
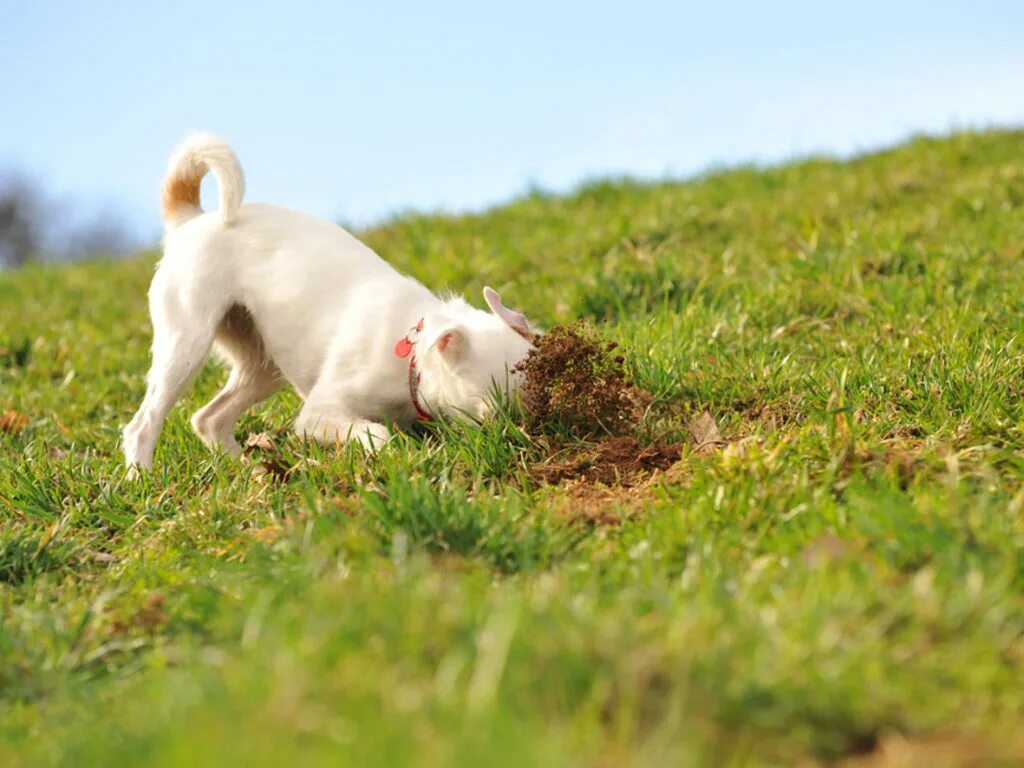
[
  {"x1": 518, "y1": 324, "x2": 725, "y2": 498},
  {"x1": 529, "y1": 436, "x2": 681, "y2": 487},
  {"x1": 514, "y1": 324, "x2": 651, "y2": 436}
]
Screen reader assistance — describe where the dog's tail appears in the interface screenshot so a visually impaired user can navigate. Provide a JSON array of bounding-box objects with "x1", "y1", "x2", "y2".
[{"x1": 161, "y1": 133, "x2": 245, "y2": 230}]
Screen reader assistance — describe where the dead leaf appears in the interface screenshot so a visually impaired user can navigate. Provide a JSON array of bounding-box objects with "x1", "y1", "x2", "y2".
[
  {"x1": 0, "y1": 410, "x2": 28, "y2": 433},
  {"x1": 244, "y1": 431, "x2": 275, "y2": 451},
  {"x1": 249, "y1": 525, "x2": 284, "y2": 543},
  {"x1": 799, "y1": 533, "x2": 853, "y2": 567},
  {"x1": 689, "y1": 411, "x2": 726, "y2": 454}
]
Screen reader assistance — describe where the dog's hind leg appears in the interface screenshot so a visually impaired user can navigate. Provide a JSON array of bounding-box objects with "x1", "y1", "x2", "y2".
[
  {"x1": 124, "y1": 330, "x2": 215, "y2": 470},
  {"x1": 123, "y1": 276, "x2": 222, "y2": 470},
  {"x1": 190, "y1": 304, "x2": 284, "y2": 455},
  {"x1": 191, "y1": 363, "x2": 283, "y2": 455}
]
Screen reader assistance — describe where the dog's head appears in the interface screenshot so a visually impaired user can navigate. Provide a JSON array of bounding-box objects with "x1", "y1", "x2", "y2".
[{"x1": 415, "y1": 287, "x2": 538, "y2": 422}]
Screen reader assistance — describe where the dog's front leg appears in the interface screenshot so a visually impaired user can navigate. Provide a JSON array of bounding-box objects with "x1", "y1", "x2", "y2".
[{"x1": 295, "y1": 338, "x2": 399, "y2": 452}]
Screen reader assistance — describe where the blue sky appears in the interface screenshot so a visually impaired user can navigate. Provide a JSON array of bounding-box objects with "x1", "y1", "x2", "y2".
[{"x1": 2, "y1": 1, "x2": 1022, "y2": 244}]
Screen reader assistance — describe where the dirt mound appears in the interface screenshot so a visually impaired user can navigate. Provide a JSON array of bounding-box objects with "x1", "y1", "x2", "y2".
[
  {"x1": 514, "y1": 324, "x2": 651, "y2": 436},
  {"x1": 516, "y1": 324, "x2": 725, "y2": 497}
]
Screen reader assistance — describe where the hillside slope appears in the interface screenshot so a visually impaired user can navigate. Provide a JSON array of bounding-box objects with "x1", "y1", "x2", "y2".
[{"x1": 1, "y1": 129, "x2": 1024, "y2": 766}]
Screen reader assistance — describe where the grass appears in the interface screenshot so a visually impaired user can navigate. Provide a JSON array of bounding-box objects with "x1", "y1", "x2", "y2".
[{"x1": 2, "y1": 128, "x2": 1024, "y2": 766}]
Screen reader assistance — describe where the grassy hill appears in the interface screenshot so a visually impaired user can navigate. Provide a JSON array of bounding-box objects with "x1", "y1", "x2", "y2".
[{"x1": 2, "y1": 129, "x2": 1024, "y2": 766}]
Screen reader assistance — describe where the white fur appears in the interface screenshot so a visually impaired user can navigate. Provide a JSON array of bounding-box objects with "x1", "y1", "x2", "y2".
[{"x1": 123, "y1": 134, "x2": 536, "y2": 470}]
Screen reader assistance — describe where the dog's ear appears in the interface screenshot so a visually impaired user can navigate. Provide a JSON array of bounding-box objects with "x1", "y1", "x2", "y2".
[
  {"x1": 483, "y1": 287, "x2": 536, "y2": 343},
  {"x1": 431, "y1": 326, "x2": 467, "y2": 365}
]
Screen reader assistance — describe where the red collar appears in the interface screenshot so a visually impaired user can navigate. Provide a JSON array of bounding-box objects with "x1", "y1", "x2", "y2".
[{"x1": 394, "y1": 318, "x2": 432, "y2": 421}]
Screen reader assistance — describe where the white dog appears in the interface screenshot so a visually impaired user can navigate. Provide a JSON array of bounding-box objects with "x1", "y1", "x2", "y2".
[{"x1": 123, "y1": 134, "x2": 537, "y2": 470}]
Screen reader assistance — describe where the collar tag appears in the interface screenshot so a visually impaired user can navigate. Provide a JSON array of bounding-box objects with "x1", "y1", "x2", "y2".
[
  {"x1": 394, "y1": 319, "x2": 424, "y2": 359},
  {"x1": 394, "y1": 337, "x2": 413, "y2": 358}
]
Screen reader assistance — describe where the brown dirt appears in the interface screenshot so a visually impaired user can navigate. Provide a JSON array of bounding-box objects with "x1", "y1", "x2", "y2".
[
  {"x1": 550, "y1": 478, "x2": 674, "y2": 527},
  {"x1": 515, "y1": 322, "x2": 694, "y2": 521},
  {"x1": 109, "y1": 593, "x2": 168, "y2": 636},
  {"x1": 515, "y1": 324, "x2": 652, "y2": 436},
  {"x1": 529, "y1": 435, "x2": 682, "y2": 487},
  {"x1": 838, "y1": 731, "x2": 1024, "y2": 767},
  {"x1": 244, "y1": 431, "x2": 292, "y2": 482},
  {"x1": 516, "y1": 323, "x2": 728, "y2": 524},
  {"x1": 527, "y1": 409, "x2": 729, "y2": 526}
]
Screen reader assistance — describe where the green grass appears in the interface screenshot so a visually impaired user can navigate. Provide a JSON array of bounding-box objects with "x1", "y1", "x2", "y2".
[{"x1": 2, "y1": 129, "x2": 1024, "y2": 767}]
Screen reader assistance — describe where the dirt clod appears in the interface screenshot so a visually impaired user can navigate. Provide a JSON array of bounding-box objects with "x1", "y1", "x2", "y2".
[
  {"x1": 516, "y1": 324, "x2": 716, "y2": 499},
  {"x1": 109, "y1": 593, "x2": 168, "y2": 636},
  {"x1": 515, "y1": 324, "x2": 651, "y2": 436},
  {"x1": 244, "y1": 431, "x2": 291, "y2": 482}
]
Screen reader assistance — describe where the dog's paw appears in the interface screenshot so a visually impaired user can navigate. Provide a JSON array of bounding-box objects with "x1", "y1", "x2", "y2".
[{"x1": 353, "y1": 421, "x2": 392, "y2": 452}]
